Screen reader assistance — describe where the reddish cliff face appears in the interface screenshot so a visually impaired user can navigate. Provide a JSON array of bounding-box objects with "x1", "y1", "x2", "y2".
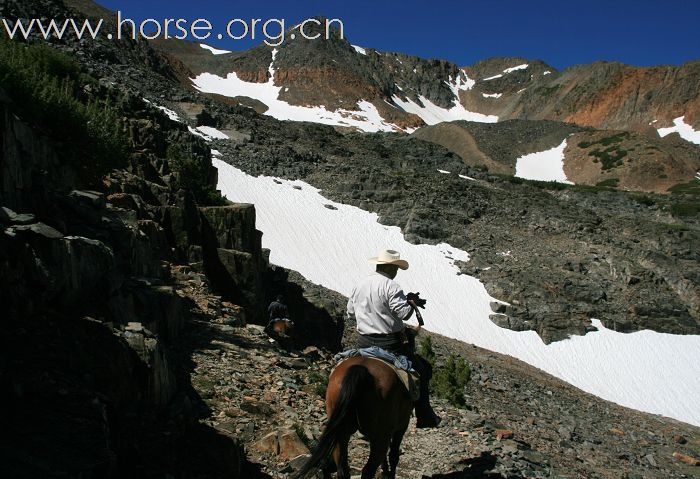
[
  {"x1": 274, "y1": 67, "x2": 380, "y2": 110},
  {"x1": 558, "y1": 63, "x2": 700, "y2": 130}
]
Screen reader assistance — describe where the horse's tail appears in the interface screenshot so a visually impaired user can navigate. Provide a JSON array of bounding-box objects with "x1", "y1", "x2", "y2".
[{"x1": 293, "y1": 364, "x2": 372, "y2": 479}]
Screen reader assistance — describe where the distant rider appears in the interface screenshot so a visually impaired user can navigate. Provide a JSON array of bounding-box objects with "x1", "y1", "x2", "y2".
[{"x1": 267, "y1": 295, "x2": 291, "y2": 327}]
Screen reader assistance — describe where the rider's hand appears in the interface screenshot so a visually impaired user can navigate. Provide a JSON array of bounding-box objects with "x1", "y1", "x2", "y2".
[{"x1": 407, "y1": 292, "x2": 427, "y2": 309}]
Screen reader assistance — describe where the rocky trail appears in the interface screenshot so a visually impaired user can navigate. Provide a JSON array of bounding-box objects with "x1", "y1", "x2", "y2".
[{"x1": 176, "y1": 274, "x2": 700, "y2": 479}]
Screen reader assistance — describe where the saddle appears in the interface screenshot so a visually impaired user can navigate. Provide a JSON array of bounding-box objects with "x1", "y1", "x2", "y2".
[
  {"x1": 369, "y1": 357, "x2": 421, "y2": 402},
  {"x1": 334, "y1": 349, "x2": 421, "y2": 401}
]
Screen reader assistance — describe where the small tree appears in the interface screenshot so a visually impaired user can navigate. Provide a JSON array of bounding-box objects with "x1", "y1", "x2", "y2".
[
  {"x1": 432, "y1": 354, "x2": 471, "y2": 408},
  {"x1": 417, "y1": 335, "x2": 471, "y2": 407},
  {"x1": 418, "y1": 335, "x2": 436, "y2": 366}
]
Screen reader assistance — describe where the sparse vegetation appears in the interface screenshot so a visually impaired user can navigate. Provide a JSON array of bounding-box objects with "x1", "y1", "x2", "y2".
[
  {"x1": 577, "y1": 132, "x2": 630, "y2": 149},
  {"x1": 665, "y1": 180, "x2": 700, "y2": 217},
  {"x1": 668, "y1": 179, "x2": 700, "y2": 196},
  {"x1": 670, "y1": 202, "x2": 700, "y2": 217},
  {"x1": 307, "y1": 369, "x2": 329, "y2": 399},
  {"x1": 419, "y1": 336, "x2": 471, "y2": 408},
  {"x1": 631, "y1": 194, "x2": 656, "y2": 207},
  {"x1": 589, "y1": 146, "x2": 628, "y2": 170},
  {"x1": 167, "y1": 143, "x2": 226, "y2": 205},
  {"x1": 596, "y1": 178, "x2": 619, "y2": 188},
  {"x1": 0, "y1": 37, "x2": 129, "y2": 183}
]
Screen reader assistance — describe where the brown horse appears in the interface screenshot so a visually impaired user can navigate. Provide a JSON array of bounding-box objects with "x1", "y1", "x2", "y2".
[{"x1": 294, "y1": 356, "x2": 414, "y2": 479}]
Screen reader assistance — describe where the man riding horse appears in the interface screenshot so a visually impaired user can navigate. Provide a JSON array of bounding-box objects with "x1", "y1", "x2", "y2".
[{"x1": 346, "y1": 249, "x2": 441, "y2": 428}]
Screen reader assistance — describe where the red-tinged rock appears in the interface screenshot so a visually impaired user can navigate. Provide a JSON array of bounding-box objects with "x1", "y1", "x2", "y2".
[
  {"x1": 278, "y1": 430, "x2": 310, "y2": 460},
  {"x1": 672, "y1": 435, "x2": 687, "y2": 444},
  {"x1": 252, "y1": 431, "x2": 280, "y2": 455},
  {"x1": 609, "y1": 428, "x2": 625, "y2": 436},
  {"x1": 496, "y1": 429, "x2": 514, "y2": 441},
  {"x1": 252, "y1": 429, "x2": 309, "y2": 461},
  {"x1": 673, "y1": 452, "x2": 699, "y2": 466}
]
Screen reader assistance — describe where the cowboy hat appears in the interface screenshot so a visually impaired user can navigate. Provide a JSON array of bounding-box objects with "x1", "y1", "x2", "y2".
[{"x1": 368, "y1": 249, "x2": 409, "y2": 270}]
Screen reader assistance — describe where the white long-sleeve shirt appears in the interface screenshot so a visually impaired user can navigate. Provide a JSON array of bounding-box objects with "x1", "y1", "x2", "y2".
[{"x1": 347, "y1": 272, "x2": 414, "y2": 335}]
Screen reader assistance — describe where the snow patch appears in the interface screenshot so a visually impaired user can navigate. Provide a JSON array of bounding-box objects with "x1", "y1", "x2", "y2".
[
  {"x1": 438, "y1": 169, "x2": 451, "y2": 174},
  {"x1": 352, "y1": 45, "x2": 367, "y2": 55},
  {"x1": 458, "y1": 174, "x2": 476, "y2": 181},
  {"x1": 143, "y1": 99, "x2": 181, "y2": 122},
  {"x1": 392, "y1": 93, "x2": 497, "y2": 125},
  {"x1": 213, "y1": 158, "x2": 700, "y2": 427},
  {"x1": 484, "y1": 64, "x2": 529, "y2": 81},
  {"x1": 190, "y1": 49, "x2": 400, "y2": 133},
  {"x1": 193, "y1": 126, "x2": 229, "y2": 140},
  {"x1": 515, "y1": 140, "x2": 573, "y2": 184},
  {"x1": 503, "y1": 63, "x2": 528, "y2": 73},
  {"x1": 657, "y1": 116, "x2": 700, "y2": 145},
  {"x1": 543, "y1": 70, "x2": 552, "y2": 75},
  {"x1": 200, "y1": 43, "x2": 231, "y2": 55},
  {"x1": 482, "y1": 93, "x2": 503, "y2": 98}
]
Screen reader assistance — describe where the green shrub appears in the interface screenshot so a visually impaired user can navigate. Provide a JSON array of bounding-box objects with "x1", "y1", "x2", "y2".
[
  {"x1": 292, "y1": 422, "x2": 313, "y2": 449},
  {"x1": 670, "y1": 202, "x2": 700, "y2": 217},
  {"x1": 589, "y1": 147, "x2": 627, "y2": 170},
  {"x1": 418, "y1": 336, "x2": 436, "y2": 366},
  {"x1": 0, "y1": 38, "x2": 128, "y2": 183},
  {"x1": 167, "y1": 143, "x2": 225, "y2": 205},
  {"x1": 668, "y1": 179, "x2": 700, "y2": 196},
  {"x1": 632, "y1": 194, "x2": 656, "y2": 207},
  {"x1": 418, "y1": 336, "x2": 471, "y2": 407},
  {"x1": 595, "y1": 178, "x2": 619, "y2": 188},
  {"x1": 431, "y1": 354, "x2": 471, "y2": 408},
  {"x1": 578, "y1": 133, "x2": 630, "y2": 170}
]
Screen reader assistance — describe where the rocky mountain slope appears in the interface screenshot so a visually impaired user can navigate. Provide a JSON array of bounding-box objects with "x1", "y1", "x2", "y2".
[
  {"x1": 152, "y1": 21, "x2": 700, "y2": 134},
  {"x1": 187, "y1": 107, "x2": 699, "y2": 342},
  {"x1": 412, "y1": 120, "x2": 700, "y2": 193},
  {"x1": 181, "y1": 300, "x2": 700, "y2": 479},
  {"x1": 18, "y1": 0, "x2": 695, "y2": 340},
  {"x1": 1, "y1": 0, "x2": 699, "y2": 477}
]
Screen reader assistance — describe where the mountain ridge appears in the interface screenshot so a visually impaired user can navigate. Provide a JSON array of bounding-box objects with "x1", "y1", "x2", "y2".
[{"x1": 149, "y1": 23, "x2": 700, "y2": 135}]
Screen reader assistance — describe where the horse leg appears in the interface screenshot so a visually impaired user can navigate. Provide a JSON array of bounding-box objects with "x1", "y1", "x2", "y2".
[
  {"x1": 332, "y1": 437, "x2": 351, "y2": 479},
  {"x1": 361, "y1": 437, "x2": 390, "y2": 479},
  {"x1": 385, "y1": 428, "x2": 406, "y2": 479}
]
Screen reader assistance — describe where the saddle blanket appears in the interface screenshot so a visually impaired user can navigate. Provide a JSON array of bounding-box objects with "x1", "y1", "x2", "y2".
[{"x1": 334, "y1": 347, "x2": 420, "y2": 401}]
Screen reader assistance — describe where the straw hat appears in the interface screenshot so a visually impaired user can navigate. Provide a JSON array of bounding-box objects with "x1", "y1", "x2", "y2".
[{"x1": 368, "y1": 249, "x2": 409, "y2": 270}]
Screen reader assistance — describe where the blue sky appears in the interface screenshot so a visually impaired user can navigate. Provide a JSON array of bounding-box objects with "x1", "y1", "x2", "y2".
[{"x1": 97, "y1": 0, "x2": 699, "y2": 70}]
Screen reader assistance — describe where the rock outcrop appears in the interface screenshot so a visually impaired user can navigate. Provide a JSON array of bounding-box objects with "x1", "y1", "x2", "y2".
[{"x1": 0, "y1": 65, "x2": 267, "y2": 475}]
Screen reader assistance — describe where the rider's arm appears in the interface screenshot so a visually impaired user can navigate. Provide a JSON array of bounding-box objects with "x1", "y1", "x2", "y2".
[
  {"x1": 389, "y1": 285, "x2": 414, "y2": 321},
  {"x1": 346, "y1": 291, "x2": 356, "y2": 320}
]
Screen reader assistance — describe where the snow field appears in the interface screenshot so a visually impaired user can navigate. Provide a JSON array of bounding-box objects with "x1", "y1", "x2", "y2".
[
  {"x1": 213, "y1": 158, "x2": 700, "y2": 427},
  {"x1": 514, "y1": 140, "x2": 573, "y2": 184}
]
